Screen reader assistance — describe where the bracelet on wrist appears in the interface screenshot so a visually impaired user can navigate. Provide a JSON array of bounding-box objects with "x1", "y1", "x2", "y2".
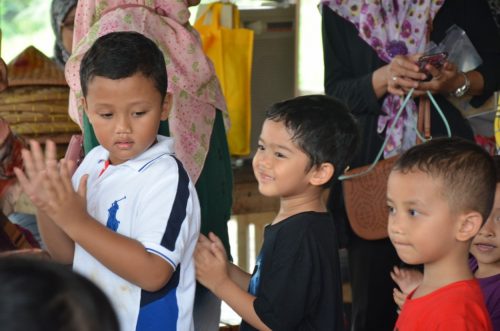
[{"x1": 453, "y1": 71, "x2": 470, "y2": 98}]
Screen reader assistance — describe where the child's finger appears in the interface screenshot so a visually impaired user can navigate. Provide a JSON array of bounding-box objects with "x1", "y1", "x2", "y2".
[
  {"x1": 59, "y1": 159, "x2": 75, "y2": 193},
  {"x1": 29, "y1": 140, "x2": 46, "y2": 172},
  {"x1": 14, "y1": 167, "x2": 33, "y2": 194},
  {"x1": 211, "y1": 242, "x2": 227, "y2": 263},
  {"x1": 393, "y1": 288, "x2": 406, "y2": 308},
  {"x1": 77, "y1": 174, "x2": 88, "y2": 199},
  {"x1": 44, "y1": 140, "x2": 57, "y2": 163},
  {"x1": 390, "y1": 266, "x2": 400, "y2": 282},
  {"x1": 21, "y1": 148, "x2": 37, "y2": 180},
  {"x1": 198, "y1": 233, "x2": 210, "y2": 243},
  {"x1": 65, "y1": 159, "x2": 77, "y2": 176},
  {"x1": 45, "y1": 165, "x2": 65, "y2": 201},
  {"x1": 208, "y1": 232, "x2": 224, "y2": 248}
]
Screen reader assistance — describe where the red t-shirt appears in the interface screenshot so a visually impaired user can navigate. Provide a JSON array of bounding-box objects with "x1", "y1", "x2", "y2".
[{"x1": 394, "y1": 279, "x2": 492, "y2": 331}]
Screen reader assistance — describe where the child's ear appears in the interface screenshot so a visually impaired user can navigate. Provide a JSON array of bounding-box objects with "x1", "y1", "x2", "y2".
[
  {"x1": 456, "y1": 211, "x2": 483, "y2": 242},
  {"x1": 161, "y1": 93, "x2": 172, "y2": 121},
  {"x1": 81, "y1": 97, "x2": 91, "y2": 123},
  {"x1": 309, "y1": 163, "x2": 334, "y2": 187}
]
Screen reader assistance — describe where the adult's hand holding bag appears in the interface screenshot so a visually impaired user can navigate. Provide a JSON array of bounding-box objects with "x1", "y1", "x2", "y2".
[{"x1": 340, "y1": 89, "x2": 451, "y2": 240}]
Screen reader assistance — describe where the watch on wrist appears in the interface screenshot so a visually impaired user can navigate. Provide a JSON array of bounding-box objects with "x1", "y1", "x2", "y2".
[{"x1": 453, "y1": 71, "x2": 470, "y2": 98}]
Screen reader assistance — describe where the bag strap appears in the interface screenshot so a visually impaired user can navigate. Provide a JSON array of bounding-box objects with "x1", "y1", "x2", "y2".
[
  {"x1": 416, "y1": 95, "x2": 430, "y2": 143},
  {"x1": 339, "y1": 89, "x2": 451, "y2": 181}
]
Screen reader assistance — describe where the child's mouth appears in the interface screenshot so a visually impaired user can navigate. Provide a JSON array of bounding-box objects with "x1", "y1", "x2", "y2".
[
  {"x1": 115, "y1": 141, "x2": 133, "y2": 149},
  {"x1": 474, "y1": 243, "x2": 497, "y2": 252}
]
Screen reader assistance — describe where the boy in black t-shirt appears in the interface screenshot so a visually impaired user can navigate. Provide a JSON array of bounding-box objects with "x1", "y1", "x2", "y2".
[{"x1": 194, "y1": 95, "x2": 359, "y2": 330}]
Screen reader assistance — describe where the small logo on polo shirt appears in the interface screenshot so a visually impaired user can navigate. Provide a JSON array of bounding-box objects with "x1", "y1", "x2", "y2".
[{"x1": 106, "y1": 196, "x2": 126, "y2": 232}]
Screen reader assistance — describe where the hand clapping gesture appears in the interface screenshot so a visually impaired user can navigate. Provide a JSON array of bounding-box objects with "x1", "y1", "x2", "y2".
[{"x1": 14, "y1": 140, "x2": 89, "y2": 234}]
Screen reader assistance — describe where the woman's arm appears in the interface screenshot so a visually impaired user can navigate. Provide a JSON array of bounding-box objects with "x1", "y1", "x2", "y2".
[{"x1": 322, "y1": 5, "x2": 383, "y2": 115}]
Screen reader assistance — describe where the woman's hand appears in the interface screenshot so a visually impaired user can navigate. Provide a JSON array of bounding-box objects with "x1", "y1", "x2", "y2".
[
  {"x1": 417, "y1": 61, "x2": 464, "y2": 95},
  {"x1": 387, "y1": 54, "x2": 427, "y2": 97}
]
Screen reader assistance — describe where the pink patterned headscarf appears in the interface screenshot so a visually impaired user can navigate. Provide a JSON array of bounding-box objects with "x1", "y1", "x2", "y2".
[
  {"x1": 321, "y1": 0, "x2": 444, "y2": 157},
  {"x1": 65, "y1": 0, "x2": 228, "y2": 182}
]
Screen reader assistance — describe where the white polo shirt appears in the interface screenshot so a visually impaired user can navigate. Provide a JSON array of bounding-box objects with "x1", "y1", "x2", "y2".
[{"x1": 72, "y1": 135, "x2": 200, "y2": 331}]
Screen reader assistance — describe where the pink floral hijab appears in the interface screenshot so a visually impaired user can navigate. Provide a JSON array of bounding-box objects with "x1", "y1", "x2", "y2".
[
  {"x1": 321, "y1": 0, "x2": 444, "y2": 157},
  {"x1": 65, "y1": 0, "x2": 228, "y2": 182}
]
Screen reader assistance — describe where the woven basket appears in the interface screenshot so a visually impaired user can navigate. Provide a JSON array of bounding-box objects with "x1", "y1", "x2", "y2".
[
  {"x1": 7, "y1": 46, "x2": 67, "y2": 87},
  {"x1": 11, "y1": 121, "x2": 80, "y2": 136},
  {"x1": 0, "y1": 86, "x2": 69, "y2": 104}
]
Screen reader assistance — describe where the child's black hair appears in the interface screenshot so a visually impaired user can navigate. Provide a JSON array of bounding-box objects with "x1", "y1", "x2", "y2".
[
  {"x1": 266, "y1": 94, "x2": 359, "y2": 187},
  {"x1": 80, "y1": 31, "x2": 167, "y2": 101},
  {"x1": 494, "y1": 155, "x2": 500, "y2": 183},
  {"x1": 0, "y1": 257, "x2": 119, "y2": 331},
  {"x1": 393, "y1": 137, "x2": 496, "y2": 222}
]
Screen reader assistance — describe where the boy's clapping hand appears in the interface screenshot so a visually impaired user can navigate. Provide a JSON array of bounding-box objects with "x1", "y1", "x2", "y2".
[
  {"x1": 14, "y1": 140, "x2": 89, "y2": 233},
  {"x1": 194, "y1": 232, "x2": 229, "y2": 294}
]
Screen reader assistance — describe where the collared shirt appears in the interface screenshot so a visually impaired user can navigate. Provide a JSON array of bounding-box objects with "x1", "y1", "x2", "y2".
[{"x1": 72, "y1": 135, "x2": 200, "y2": 331}]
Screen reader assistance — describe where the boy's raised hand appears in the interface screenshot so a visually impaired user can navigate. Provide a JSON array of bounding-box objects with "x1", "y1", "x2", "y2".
[
  {"x1": 15, "y1": 140, "x2": 89, "y2": 233},
  {"x1": 194, "y1": 232, "x2": 230, "y2": 293},
  {"x1": 14, "y1": 140, "x2": 59, "y2": 209},
  {"x1": 390, "y1": 266, "x2": 423, "y2": 294},
  {"x1": 43, "y1": 155, "x2": 89, "y2": 233}
]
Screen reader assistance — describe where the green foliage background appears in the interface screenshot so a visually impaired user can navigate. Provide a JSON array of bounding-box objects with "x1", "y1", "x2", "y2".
[{"x1": 0, "y1": 0, "x2": 54, "y2": 63}]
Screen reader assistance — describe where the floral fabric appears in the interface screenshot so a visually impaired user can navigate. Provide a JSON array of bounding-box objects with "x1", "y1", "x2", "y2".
[
  {"x1": 65, "y1": 0, "x2": 228, "y2": 182},
  {"x1": 321, "y1": 0, "x2": 444, "y2": 157}
]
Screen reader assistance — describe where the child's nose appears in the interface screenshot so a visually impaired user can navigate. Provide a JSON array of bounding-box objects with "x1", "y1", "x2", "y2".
[
  {"x1": 116, "y1": 116, "x2": 132, "y2": 133},
  {"x1": 256, "y1": 152, "x2": 271, "y2": 168},
  {"x1": 478, "y1": 218, "x2": 496, "y2": 237},
  {"x1": 388, "y1": 215, "x2": 403, "y2": 236}
]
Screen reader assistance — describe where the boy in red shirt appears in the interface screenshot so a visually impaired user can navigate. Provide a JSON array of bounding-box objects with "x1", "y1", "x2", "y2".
[{"x1": 387, "y1": 137, "x2": 494, "y2": 330}]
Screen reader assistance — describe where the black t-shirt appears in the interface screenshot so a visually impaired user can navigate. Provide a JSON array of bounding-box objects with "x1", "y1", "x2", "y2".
[{"x1": 239, "y1": 212, "x2": 345, "y2": 331}]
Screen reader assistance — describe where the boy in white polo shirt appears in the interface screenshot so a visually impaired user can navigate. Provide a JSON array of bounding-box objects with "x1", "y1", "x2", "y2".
[{"x1": 14, "y1": 32, "x2": 200, "y2": 331}]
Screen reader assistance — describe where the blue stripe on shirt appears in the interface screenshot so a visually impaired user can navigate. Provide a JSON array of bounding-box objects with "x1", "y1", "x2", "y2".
[{"x1": 161, "y1": 157, "x2": 189, "y2": 251}]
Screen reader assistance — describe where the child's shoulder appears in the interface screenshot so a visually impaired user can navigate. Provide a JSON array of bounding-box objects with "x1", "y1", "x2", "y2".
[
  {"x1": 422, "y1": 279, "x2": 484, "y2": 307},
  {"x1": 272, "y1": 212, "x2": 334, "y2": 240}
]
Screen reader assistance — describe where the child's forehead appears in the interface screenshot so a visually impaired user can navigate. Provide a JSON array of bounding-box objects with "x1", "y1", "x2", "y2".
[
  {"x1": 389, "y1": 168, "x2": 445, "y2": 191},
  {"x1": 262, "y1": 119, "x2": 293, "y2": 139},
  {"x1": 85, "y1": 73, "x2": 162, "y2": 102}
]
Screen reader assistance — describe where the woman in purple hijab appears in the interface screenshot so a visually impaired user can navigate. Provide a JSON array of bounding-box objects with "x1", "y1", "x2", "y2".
[{"x1": 321, "y1": 1, "x2": 500, "y2": 330}]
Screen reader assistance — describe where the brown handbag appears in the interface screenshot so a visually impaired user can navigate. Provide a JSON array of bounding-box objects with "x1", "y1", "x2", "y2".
[{"x1": 340, "y1": 90, "x2": 448, "y2": 240}]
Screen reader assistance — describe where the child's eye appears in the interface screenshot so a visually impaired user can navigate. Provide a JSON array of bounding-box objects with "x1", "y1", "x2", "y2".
[
  {"x1": 133, "y1": 111, "x2": 147, "y2": 117},
  {"x1": 408, "y1": 209, "x2": 419, "y2": 217},
  {"x1": 99, "y1": 113, "x2": 113, "y2": 119},
  {"x1": 274, "y1": 152, "x2": 286, "y2": 158},
  {"x1": 387, "y1": 205, "x2": 395, "y2": 215},
  {"x1": 256, "y1": 144, "x2": 265, "y2": 151},
  {"x1": 494, "y1": 215, "x2": 500, "y2": 223}
]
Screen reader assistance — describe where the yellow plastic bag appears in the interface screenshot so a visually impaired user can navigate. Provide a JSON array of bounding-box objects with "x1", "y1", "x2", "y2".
[{"x1": 195, "y1": 2, "x2": 254, "y2": 156}]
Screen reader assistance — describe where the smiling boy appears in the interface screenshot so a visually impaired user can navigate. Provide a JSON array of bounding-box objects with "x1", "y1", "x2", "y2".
[{"x1": 195, "y1": 95, "x2": 359, "y2": 330}]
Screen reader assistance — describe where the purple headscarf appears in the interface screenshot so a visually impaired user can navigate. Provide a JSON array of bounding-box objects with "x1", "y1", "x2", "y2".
[{"x1": 321, "y1": 0, "x2": 444, "y2": 157}]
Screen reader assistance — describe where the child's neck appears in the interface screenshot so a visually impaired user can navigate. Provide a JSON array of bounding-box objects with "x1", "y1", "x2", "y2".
[
  {"x1": 273, "y1": 192, "x2": 326, "y2": 224},
  {"x1": 475, "y1": 259, "x2": 500, "y2": 278},
  {"x1": 415, "y1": 253, "x2": 474, "y2": 298}
]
